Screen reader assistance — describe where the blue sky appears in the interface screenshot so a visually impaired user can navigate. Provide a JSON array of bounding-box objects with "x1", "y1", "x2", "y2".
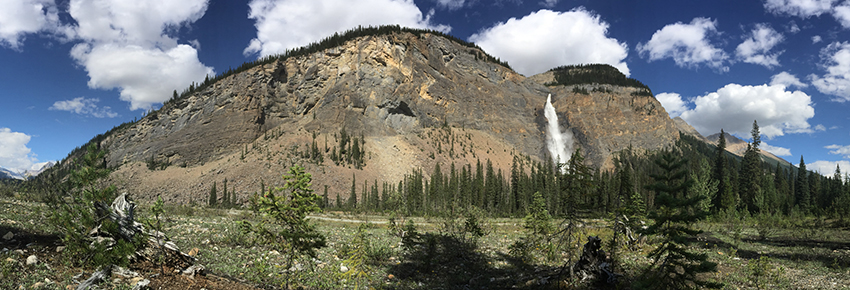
[{"x1": 2, "y1": 0, "x2": 850, "y2": 176}]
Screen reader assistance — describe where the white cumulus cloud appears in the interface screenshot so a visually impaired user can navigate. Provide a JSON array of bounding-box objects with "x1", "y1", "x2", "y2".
[
  {"x1": 808, "y1": 160, "x2": 850, "y2": 176},
  {"x1": 469, "y1": 8, "x2": 629, "y2": 76},
  {"x1": 66, "y1": 0, "x2": 213, "y2": 111},
  {"x1": 0, "y1": 0, "x2": 60, "y2": 49},
  {"x1": 637, "y1": 17, "x2": 729, "y2": 72},
  {"x1": 762, "y1": 142, "x2": 792, "y2": 156},
  {"x1": 770, "y1": 71, "x2": 808, "y2": 88},
  {"x1": 833, "y1": 1, "x2": 850, "y2": 28},
  {"x1": 71, "y1": 43, "x2": 213, "y2": 110},
  {"x1": 736, "y1": 24, "x2": 784, "y2": 68},
  {"x1": 0, "y1": 128, "x2": 40, "y2": 173},
  {"x1": 679, "y1": 83, "x2": 816, "y2": 139},
  {"x1": 764, "y1": 0, "x2": 837, "y2": 18},
  {"x1": 655, "y1": 92, "x2": 688, "y2": 118},
  {"x1": 813, "y1": 35, "x2": 823, "y2": 43},
  {"x1": 243, "y1": 0, "x2": 450, "y2": 57},
  {"x1": 826, "y1": 144, "x2": 850, "y2": 158},
  {"x1": 49, "y1": 97, "x2": 118, "y2": 118},
  {"x1": 810, "y1": 41, "x2": 850, "y2": 101}
]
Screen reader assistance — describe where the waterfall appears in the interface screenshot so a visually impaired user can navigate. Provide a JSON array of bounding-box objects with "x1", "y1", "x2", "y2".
[{"x1": 544, "y1": 94, "x2": 574, "y2": 168}]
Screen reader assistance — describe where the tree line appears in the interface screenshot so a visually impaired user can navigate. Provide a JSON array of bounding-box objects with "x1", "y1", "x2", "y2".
[{"x1": 328, "y1": 121, "x2": 850, "y2": 222}]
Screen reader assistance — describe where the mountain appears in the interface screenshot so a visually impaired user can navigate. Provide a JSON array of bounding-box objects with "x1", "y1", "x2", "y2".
[
  {"x1": 0, "y1": 167, "x2": 23, "y2": 180},
  {"x1": 0, "y1": 162, "x2": 55, "y2": 180},
  {"x1": 45, "y1": 27, "x2": 682, "y2": 204}
]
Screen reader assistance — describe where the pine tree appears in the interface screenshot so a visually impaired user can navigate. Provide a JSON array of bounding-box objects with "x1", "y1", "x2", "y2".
[
  {"x1": 323, "y1": 185, "x2": 329, "y2": 209},
  {"x1": 51, "y1": 143, "x2": 143, "y2": 268},
  {"x1": 209, "y1": 181, "x2": 218, "y2": 207},
  {"x1": 712, "y1": 129, "x2": 735, "y2": 212},
  {"x1": 639, "y1": 151, "x2": 722, "y2": 290},
  {"x1": 796, "y1": 156, "x2": 810, "y2": 211},
  {"x1": 739, "y1": 120, "x2": 763, "y2": 213},
  {"x1": 349, "y1": 174, "x2": 357, "y2": 209},
  {"x1": 222, "y1": 178, "x2": 230, "y2": 208},
  {"x1": 239, "y1": 165, "x2": 326, "y2": 286}
]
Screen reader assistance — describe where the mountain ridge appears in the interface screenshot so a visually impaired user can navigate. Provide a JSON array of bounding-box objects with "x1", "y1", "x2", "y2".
[{"x1": 37, "y1": 27, "x2": 682, "y2": 204}]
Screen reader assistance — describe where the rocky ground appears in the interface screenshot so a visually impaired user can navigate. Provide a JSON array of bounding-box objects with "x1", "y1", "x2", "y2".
[{"x1": 3, "y1": 197, "x2": 850, "y2": 289}]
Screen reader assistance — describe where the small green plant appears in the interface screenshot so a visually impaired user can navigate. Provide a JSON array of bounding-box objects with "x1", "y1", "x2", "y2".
[
  {"x1": 239, "y1": 164, "x2": 327, "y2": 288},
  {"x1": 145, "y1": 195, "x2": 166, "y2": 274},
  {"x1": 339, "y1": 223, "x2": 375, "y2": 289},
  {"x1": 747, "y1": 256, "x2": 781, "y2": 289},
  {"x1": 509, "y1": 191, "x2": 553, "y2": 263}
]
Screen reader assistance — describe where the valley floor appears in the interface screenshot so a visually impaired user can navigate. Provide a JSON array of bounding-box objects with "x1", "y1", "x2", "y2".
[{"x1": 2, "y1": 198, "x2": 850, "y2": 289}]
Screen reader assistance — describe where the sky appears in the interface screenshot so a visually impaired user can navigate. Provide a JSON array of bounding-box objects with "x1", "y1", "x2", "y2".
[{"x1": 2, "y1": 0, "x2": 850, "y2": 176}]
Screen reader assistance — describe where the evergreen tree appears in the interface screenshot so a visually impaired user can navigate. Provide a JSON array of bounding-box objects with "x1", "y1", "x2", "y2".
[
  {"x1": 349, "y1": 174, "x2": 358, "y2": 209},
  {"x1": 336, "y1": 192, "x2": 342, "y2": 209},
  {"x1": 510, "y1": 156, "x2": 522, "y2": 214},
  {"x1": 739, "y1": 120, "x2": 763, "y2": 213},
  {"x1": 690, "y1": 158, "x2": 717, "y2": 213},
  {"x1": 639, "y1": 151, "x2": 722, "y2": 290},
  {"x1": 222, "y1": 178, "x2": 230, "y2": 208},
  {"x1": 323, "y1": 185, "x2": 329, "y2": 209},
  {"x1": 712, "y1": 129, "x2": 735, "y2": 212},
  {"x1": 430, "y1": 162, "x2": 443, "y2": 211},
  {"x1": 51, "y1": 143, "x2": 143, "y2": 268},
  {"x1": 473, "y1": 159, "x2": 485, "y2": 209},
  {"x1": 796, "y1": 156, "x2": 810, "y2": 211},
  {"x1": 239, "y1": 165, "x2": 326, "y2": 286},
  {"x1": 209, "y1": 181, "x2": 218, "y2": 207}
]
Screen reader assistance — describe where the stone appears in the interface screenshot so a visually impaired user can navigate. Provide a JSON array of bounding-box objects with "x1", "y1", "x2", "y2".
[
  {"x1": 2, "y1": 231, "x2": 13, "y2": 240},
  {"x1": 130, "y1": 279, "x2": 150, "y2": 290},
  {"x1": 31, "y1": 282, "x2": 44, "y2": 288},
  {"x1": 55, "y1": 246, "x2": 65, "y2": 253},
  {"x1": 26, "y1": 255, "x2": 37, "y2": 266},
  {"x1": 268, "y1": 250, "x2": 280, "y2": 255},
  {"x1": 5, "y1": 257, "x2": 15, "y2": 263},
  {"x1": 339, "y1": 264, "x2": 349, "y2": 273},
  {"x1": 188, "y1": 248, "x2": 200, "y2": 257}
]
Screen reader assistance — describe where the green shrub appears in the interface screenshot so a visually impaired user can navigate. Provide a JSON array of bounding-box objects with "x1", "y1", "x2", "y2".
[{"x1": 239, "y1": 164, "x2": 327, "y2": 287}]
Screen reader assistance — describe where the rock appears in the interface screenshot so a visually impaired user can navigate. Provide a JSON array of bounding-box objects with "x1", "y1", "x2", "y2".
[
  {"x1": 26, "y1": 255, "x2": 38, "y2": 266},
  {"x1": 388, "y1": 274, "x2": 395, "y2": 279},
  {"x1": 130, "y1": 279, "x2": 150, "y2": 290},
  {"x1": 31, "y1": 282, "x2": 44, "y2": 288},
  {"x1": 13, "y1": 249, "x2": 24, "y2": 255},
  {"x1": 2, "y1": 231, "x2": 13, "y2": 240},
  {"x1": 56, "y1": 246, "x2": 65, "y2": 253},
  {"x1": 188, "y1": 248, "x2": 199, "y2": 257},
  {"x1": 269, "y1": 250, "x2": 280, "y2": 256},
  {"x1": 182, "y1": 264, "x2": 205, "y2": 278},
  {"x1": 340, "y1": 264, "x2": 349, "y2": 273},
  {"x1": 5, "y1": 257, "x2": 15, "y2": 263}
]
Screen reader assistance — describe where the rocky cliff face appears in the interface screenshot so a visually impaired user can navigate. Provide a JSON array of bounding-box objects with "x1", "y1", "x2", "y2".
[{"x1": 96, "y1": 31, "x2": 681, "y2": 203}]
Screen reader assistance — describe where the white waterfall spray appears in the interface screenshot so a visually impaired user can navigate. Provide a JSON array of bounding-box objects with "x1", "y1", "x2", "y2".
[{"x1": 544, "y1": 94, "x2": 574, "y2": 169}]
